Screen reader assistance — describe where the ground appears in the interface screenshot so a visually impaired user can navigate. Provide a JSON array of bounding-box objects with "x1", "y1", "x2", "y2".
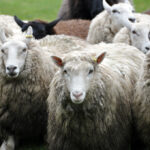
[{"x1": 0, "y1": 0, "x2": 149, "y2": 150}]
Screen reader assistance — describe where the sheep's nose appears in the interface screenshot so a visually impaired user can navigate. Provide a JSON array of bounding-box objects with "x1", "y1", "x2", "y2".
[
  {"x1": 145, "y1": 47, "x2": 150, "y2": 51},
  {"x1": 7, "y1": 66, "x2": 17, "y2": 75},
  {"x1": 129, "y1": 18, "x2": 136, "y2": 23},
  {"x1": 73, "y1": 91, "x2": 83, "y2": 99}
]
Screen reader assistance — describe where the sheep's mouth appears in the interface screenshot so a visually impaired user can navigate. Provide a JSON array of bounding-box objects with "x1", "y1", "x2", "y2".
[
  {"x1": 71, "y1": 97, "x2": 85, "y2": 104},
  {"x1": 72, "y1": 99, "x2": 83, "y2": 104},
  {"x1": 7, "y1": 72, "x2": 19, "y2": 78}
]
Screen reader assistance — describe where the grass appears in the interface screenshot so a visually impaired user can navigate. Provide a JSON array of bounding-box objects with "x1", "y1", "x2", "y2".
[
  {"x1": 134, "y1": 0, "x2": 150, "y2": 12},
  {"x1": 0, "y1": 0, "x2": 149, "y2": 150},
  {"x1": 0, "y1": 0, "x2": 62, "y2": 21}
]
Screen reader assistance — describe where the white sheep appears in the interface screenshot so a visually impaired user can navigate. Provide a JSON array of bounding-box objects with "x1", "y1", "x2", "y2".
[
  {"x1": 38, "y1": 34, "x2": 90, "y2": 55},
  {"x1": 132, "y1": 51, "x2": 150, "y2": 149},
  {"x1": 86, "y1": 0, "x2": 135, "y2": 44},
  {"x1": 47, "y1": 43, "x2": 144, "y2": 150},
  {"x1": 0, "y1": 15, "x2": 23, "y2": 37},
  {"x1": 113, "y1": 13, "x2": 150, "y2": 53},
  {"x1": 0, "y1": 26, "x2": 59, "y2": 150}
]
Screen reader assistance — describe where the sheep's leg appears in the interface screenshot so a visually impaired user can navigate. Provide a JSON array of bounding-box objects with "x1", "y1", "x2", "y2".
[{"x1": 0, "y1": 136, "x2": 15, "y2": 150}]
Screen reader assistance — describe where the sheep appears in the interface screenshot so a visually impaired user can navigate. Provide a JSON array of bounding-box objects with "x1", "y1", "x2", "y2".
[
  {"x1": 37, "y1": 34, "x2": 90, "y2": 54},
  {"x1": 135, "y1": 13, "x2": 150, "y2": 23},
  {"x1": 113, "y1": 14, "x2": 150, "y2": 53},
  {"x1": 0, "y1": 24, "x2": 91, "y2": 149},
  {"x1": 0, "y1": 26, "x2": 58, "y2": 149},
  {"x1": 0, "y1": 15, "x2": 23, "y2": 37},
  {"x1": 58, "y1": 0, "x2": 133, "y2": 20},
  {"x1": 14, "y1": 16, "x2": 90, "y2": 39},
  {"x1": 86, "y1": 0, "x2": 135, "y2": 44},
  {"x1": 131, "y1": 51, "x2": 150, "y2": 149},
  {"x1": 14, "y1": 16, "x2": 60, "y2": 39},
  {"x1": 47, "y1": 42, "x2": 144, "y2": 150}
]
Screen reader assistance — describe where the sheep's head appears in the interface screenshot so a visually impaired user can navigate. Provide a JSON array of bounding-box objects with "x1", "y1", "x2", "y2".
[
  {"x1": 125, "y1": 22, "x2": 150, "y2": 53},
  {"x1": 51, "y1": 52, "x2": 106, "y2": 104},
  {"x1": 14, "y1": 16, "x2": 60, "y2": 39},
  {"x1": 0, "y1": 26, "x2": 33, "y2": 78},
  {"x1": 103, "y1": 0, "x2": 135, "y2": 28}
]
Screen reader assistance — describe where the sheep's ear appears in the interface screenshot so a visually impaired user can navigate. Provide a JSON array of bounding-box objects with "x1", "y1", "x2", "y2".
[
  {"x1": 24, "y1": 26, "x2": 33, "y2": 44},
  {"x1": 0, "y1": 28, "x2": 7, "y2": 43},
  {"x1": 51, "y1": 56, "x2": 63, "y2": 67},
  {"x1": 47, "y1": 18, "x2": 61, "y2": 28},
  {"x1": 22, "y1": 24, "x2": 29, "y2": 32},
  {"x1": 123, "y1": 0, "x2": 130, "y2": 4},
  {"x1": 46, "y1": 18, "x2": 61, "y2": 33},
  {"x1": 14, "y1": 16, "x2": 26, "y2": 28},
  {"x1": 96, "y1": 52, "x2": 106, "y2": 64},
  {"x1": 103, "y1": 0, "x2": 112, "y2": 13},
  {"x1": 26, "y1": 26, "x2": 33, "y2": 35}
]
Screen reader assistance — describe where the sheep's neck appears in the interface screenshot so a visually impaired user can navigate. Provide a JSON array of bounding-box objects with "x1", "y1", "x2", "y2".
[{"x1": 110, "y1": 17, "x2": 123, "y2": 34}]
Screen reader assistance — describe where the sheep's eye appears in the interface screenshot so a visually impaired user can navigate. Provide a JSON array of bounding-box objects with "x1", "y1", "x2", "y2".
[
  {"x1": 112, "y1": 9, "x2": 120, "y2": 13},
  {"x1": 63, "y1": 70, "x2": 67, "y2": 74},
  {"x1": 132, "y1": 30, "x2": 137, "y2": 35},
  {"x1": 1, "y1": 49, "x2": 4, "y2": 53},
  {"x1": 23, "y1": 48, "x2": 27, "y2": 52},
  {"x1": 148, "y1": 32, "x2": 150, "y2": 40},
  {"x1": 88, "y1": 69, "x2": 94, "y2": 75},
  {"x1": 132, "y1": 10, "x2": 135, "y2": 13}
]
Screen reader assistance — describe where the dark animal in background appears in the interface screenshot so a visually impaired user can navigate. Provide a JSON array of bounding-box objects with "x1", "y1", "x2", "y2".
[
  {"x1": 14, "y1": 16, "x2": 60, "y2": 39},
  {"x1": 14, "y1": 16, "x2": 90, "y2": 39},
  {"x1": 58, "y1": 0, "x2": 133, "y2": 20},
  {"x1": 58, "y1": 0, "x2": 103, "y2": 20}
]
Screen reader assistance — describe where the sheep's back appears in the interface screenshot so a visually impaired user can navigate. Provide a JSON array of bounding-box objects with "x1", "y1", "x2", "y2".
[
  {"x1": 87, "y1": 11, "x2": 116, "y2": 44},
  {"x1": 38, "y1": 34, "x2": 90, "y2": 55},
  {"x1": 0, "y1": 15, "x2": 23, "y2": 36},
  {"x1": 54, "y1": 19, "x2": 90, "y2": 39}
]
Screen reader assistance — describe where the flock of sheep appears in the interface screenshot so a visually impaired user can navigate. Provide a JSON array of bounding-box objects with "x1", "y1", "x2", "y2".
[{"x1": 0, "y1": 0, "x2": 150, "y2": 150}]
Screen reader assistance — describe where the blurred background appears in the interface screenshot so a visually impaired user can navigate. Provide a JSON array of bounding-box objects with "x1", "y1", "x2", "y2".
[{"x1": 0, "y1": 0, "x2": 149, "y2": 21}]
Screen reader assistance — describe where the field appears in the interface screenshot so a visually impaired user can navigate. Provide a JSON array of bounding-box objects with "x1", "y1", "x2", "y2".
[
  {"x1": 0, "y1": 0, "x2": 149, "y2": 21},
  {"x1": 0, "y1": 0, "x2": 149, "y2": 150}
]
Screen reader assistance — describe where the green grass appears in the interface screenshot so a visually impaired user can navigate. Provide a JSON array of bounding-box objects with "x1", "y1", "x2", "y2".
[
  {"x1": 134, "y1": 0, "x2": 150, "y2": 12},
  {"x1": 0, "y1": 0, "x2": 149, "y2": 21},
  {"x1": 0, "y1": 0, "x2": 149, "y2": 150},
  {"x1": 0, "y1": 0, "x2": 62, "y2": 21}
]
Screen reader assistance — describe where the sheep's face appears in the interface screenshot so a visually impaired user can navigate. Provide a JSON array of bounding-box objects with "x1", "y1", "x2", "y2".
[
  {"x1": 103, "y1": 0, "x2": 135, "y2": 28},
  {"x1": 1, "y1": 40, "x2": 28, "y2": 78},
  {"x1": 110, "y1": 3, "x2": 135, "y2": 27},
  {"x1": 130, "y1": 23, "x2": 150, "y2": 53},
  {"x1": 51, "y1": 52, "x2": 106, "y2": 104},
  {"x1": 22, "y1": 22, "x2": 47, "y2": 39},
  {"x1": 14, "y1": 16, "x2": 60, "y2": 39},
  {"x1": 63, "y1": 61, "x2": 95, "y2": 104},
  {"x1": 0, "y1": 26, "x2": 33, "y2": 78}
]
